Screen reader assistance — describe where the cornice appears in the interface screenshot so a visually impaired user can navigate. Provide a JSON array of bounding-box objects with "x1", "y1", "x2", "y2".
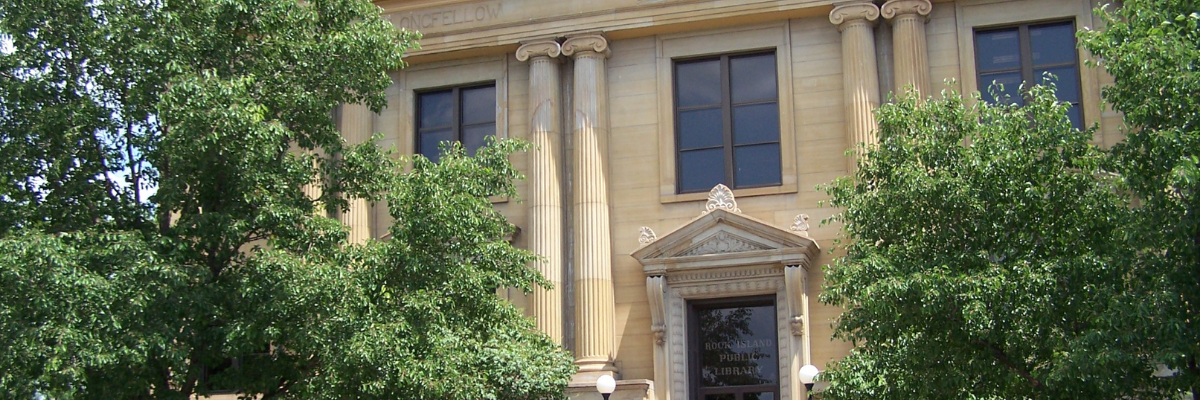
[
  {"x1": 829, "y1": 1, "x2": 880, "y2": 27},
  {"x1": 515, "y1": 39, "x2": 561, "y2": 62},
  {"x1": 881, "y1": 0, "x2": 932, "y2": 20}
]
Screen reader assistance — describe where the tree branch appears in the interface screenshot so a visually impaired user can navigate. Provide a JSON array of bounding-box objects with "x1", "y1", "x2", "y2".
[
  {"x1": 259, "y1": 357, "x2": 319, "y2": 400},
  {"x1": 974, "y1": 339, "x2": 1043, "y2": 390}
]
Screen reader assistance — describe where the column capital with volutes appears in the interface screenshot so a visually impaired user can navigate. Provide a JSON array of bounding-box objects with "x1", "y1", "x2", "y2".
[
  {"x1": 562, "y1": 33, "x2": 610, "y2": 59},
  {"x1": 516, "y1": 39, "x2": 562, "y2": 62},
  {"x1": 829, "y1": 1, "x2": 880, "y2": 30},
  {"x1": 881, "y1": 0, "x2": 932, "y2": 22}
]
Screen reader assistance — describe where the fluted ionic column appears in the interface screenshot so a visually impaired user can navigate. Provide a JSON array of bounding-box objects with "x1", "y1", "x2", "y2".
[
  {"x1": 297, "y1": 146, "x2": 325, "y2": 216},
  {"x1": 831, "y1": 1, "x2": 882, "y2": 172},
  {"x1": 515, "y1": 39, "x2": 566, "y2": 346},
  {"x1": 339, "y1": 103, "x2": 373, "y2": 244},
  {"x1": 883, "y1": 0, "x2": 933, "y2": 98},
  {"x1": 562, "y1": 33, "x2": 617, "y2": 378}
]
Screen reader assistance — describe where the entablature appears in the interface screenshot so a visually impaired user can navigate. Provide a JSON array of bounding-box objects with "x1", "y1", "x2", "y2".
[{"x1": 375, "y1": 0, "x2": 838, "y2": 62}]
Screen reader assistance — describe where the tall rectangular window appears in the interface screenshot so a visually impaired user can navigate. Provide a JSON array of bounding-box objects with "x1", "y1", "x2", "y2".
[
  {"x1": 674, "y1": 52, "x2": 781, "y2": 194},
  {"x1": 416, "y1": 84, "x2": 496, "y2": 163},
  {"x1": 975, "y1": 21, "x2": 1083, "y2": 129}
]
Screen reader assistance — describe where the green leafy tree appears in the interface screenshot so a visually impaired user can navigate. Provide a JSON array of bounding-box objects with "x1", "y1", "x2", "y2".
[
  {"x1": 817, "y1": 86, "x2": 1169, "y2": 399},
  {"x1": 1080, "y1": 2, "x2": 1200, "y2": 396},
  {"x1": 0, "y1": 0, "x2": 575, "y2": 399}
]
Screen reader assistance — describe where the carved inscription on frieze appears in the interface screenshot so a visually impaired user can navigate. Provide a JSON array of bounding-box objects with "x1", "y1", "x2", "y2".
[{"x1": 388, "y1": 1, "x2": 502, "y2": 34}]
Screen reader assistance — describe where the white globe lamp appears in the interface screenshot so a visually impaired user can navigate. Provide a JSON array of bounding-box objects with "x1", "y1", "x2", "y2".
[
  {"x1": 596, "y1": 375, "x2": 616, "y2": 400},
  {"x1": 799, "y1": 364, "x2": 820, "y2": 399}
]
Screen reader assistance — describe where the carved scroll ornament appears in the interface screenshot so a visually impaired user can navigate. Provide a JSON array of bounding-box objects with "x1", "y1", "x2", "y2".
[
  {"x1": 703, "y1": 184, "x2": 741, "y2": 214},
  {"x1": 561, "y1": 34, "x2": 610, "y2": 58},
  {"x1": 881, "y1": 0, "x2": 932, "y2": 19},
  {"x1": 790, "y1": 315, "x2": 805, "y2": 336},
  {"x1": 829, "y1": 1, "x2": 880, "y2": 27},
  {"x1": 674, "y1": 231, "x2": 771, "y2": 257},
  {"x1": 515, "y1": 39, "x2": 561, "y2": 61},
  {"x1": 638, "y1": 226, "x2": 657, "y2": 246},
  {"x1": 790, "y1": 214, "x2": 811, "y2": 238}
]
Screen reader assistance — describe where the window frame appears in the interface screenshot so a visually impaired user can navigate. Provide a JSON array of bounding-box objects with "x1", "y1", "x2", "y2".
[
  {"x1": 379, "y1": 55, "x2": 510, "y2": 232},
  {"x1": 656, "y1": 22, "x2": 798, "y2": 204},
  {"x1": 414, "y1": 82, "x2": 498, "y2": 162},
  {"x1": 953, "y1": 0, "x2": 1102, "y2": 139},
  {"x1": 672, "y1": 51, "x2": 783, "y2": 194},
  {"x1": 973, "y1": 20, "x2": 1084, "y2": 129}
]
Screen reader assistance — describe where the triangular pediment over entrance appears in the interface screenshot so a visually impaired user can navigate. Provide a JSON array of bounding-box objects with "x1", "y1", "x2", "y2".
[
  {"x1": 630, "y1": 185, "x2": 820, "y2": 400},
  {"x1": 631, "y1": 207, "x2": 820, "y2": 275}
]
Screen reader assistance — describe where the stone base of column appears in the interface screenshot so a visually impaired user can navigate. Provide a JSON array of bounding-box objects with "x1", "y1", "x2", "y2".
[
  {"x1": 566, "y1": 379, "x2": 655, "y2": 400},
  {"x1": 572, "y1": 355, "x2": 619, "y2": 385},
  {"x1": 571, "y1": 368, "x2": 619, "y2": 386}
]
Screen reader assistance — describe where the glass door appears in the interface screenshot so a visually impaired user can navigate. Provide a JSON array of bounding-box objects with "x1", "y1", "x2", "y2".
[{"x1": 688, "y1": 296, "x2": 779, "y2": 400}]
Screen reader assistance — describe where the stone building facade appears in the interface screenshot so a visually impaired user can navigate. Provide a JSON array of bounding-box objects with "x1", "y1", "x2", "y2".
[{"x1": 336, "y1": 0, "x2": 1122, "y2": 399}]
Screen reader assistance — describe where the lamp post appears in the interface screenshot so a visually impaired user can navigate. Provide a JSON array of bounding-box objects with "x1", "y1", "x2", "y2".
[
  {"x1": 596, "y1": 375, "x2": 616, "y2": 400},
  {"x1": 799, "y1": 364, "x2": 819, "y2": 400}
]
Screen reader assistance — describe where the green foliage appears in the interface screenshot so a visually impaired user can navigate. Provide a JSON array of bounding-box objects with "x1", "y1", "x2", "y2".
[
  {"x1": 1080, "y1": 0, "x2": 1200, "y2": 395},
  {"x1": 0, "y1": 0, "x2": 574, "y2": 399},
  {"x1": 818, "y1": 86, "x2": 1166, "y2": 399}
]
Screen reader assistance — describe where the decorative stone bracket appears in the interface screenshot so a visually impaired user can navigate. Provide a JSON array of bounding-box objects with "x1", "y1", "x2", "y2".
[{"x1": 785, "y1": 264, "x2": 808, "y2": 338}]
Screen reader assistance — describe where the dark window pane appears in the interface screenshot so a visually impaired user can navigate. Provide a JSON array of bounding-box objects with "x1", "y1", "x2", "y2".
[
  {"x1": 1030, "y1": 22, "x2": 1076, "y2": 67},
  {"x1": 462, "y1": 124, "x2": 494, "y2": 156},
  {"x1": 678, "y1": 107, "x2": 724, "y2": 150},
  {"x1": 419, "y1": 128, "x2": 453, "y2": 162},
  {"x1": 730, "y1": 53, "x2": 777, "y2": 103},
  {"x1": 697, "y1": 304, "x2": 779, "y2": 387},
  {"x1": 732, "y1": 103, "x2": 779, "y2": 145},
  {"x1": 745, "y1": 393, "x2": 776, "y2": 400},
  {"x1": 418, "y1": 91, "x2": 453, "y2": 128},
  {"x1": 975, "y1": 29, "x2": 1020, "y2": 71},
  {"x1": 679, "y1": 148, "x2": 725, "y2": 193},
  {"x1": 1035, "y1": 66, "x2": 1081, "y2": 103},
  {"x1": 978, "y1": 71, "x2": 1024, "y2": 106},
  {"x1": 1067, "y1": 104, "x2": 1083, "y2": 130},
  {"x1": 676, "y1": 60, "x2": 721, "y2": 107},
  {"x1": 705, "y1": 395, "x2": 735, "y2": 400},
  {"x1": 734, "y1": 144, "x2": 781, "y2": 187},
  {"x1": 461, "y1": 86, "x2": 496, "y2": 125}
]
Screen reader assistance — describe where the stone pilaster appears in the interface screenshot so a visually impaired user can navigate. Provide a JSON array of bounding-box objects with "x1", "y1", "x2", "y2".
[
  {"x1": 830, "y1": 1, "x2": 882, "y2": 172},
  {"x1": 338, "y1": 103, "x2": 373, "y2": 244},
  {"x1": 562, "y1": 33, "x2": 617, "y2": 379},
  {"x1": 516, "y1": 39, "x2": 566, "y2": 346},
  {"x1": 883, "y1": 0, "x2": 933, "y2": 98}
]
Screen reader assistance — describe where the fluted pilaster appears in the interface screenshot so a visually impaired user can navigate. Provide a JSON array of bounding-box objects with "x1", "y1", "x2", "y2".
[
  {"x1": 562, "y1": 33, "x2": 617, "y2": 378},
  {"x1": 883, "y1": 0, "x2": 933, "y2": 98},
  {"x1": 339, "y1": 103, "x2": 373, "y2": 244},
  {"x1": 516, "y1": 39, "x2": 566, "y2": 346},
  {"x1": 831, "y1": 1, "x2": 882, "y2": 172}
]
